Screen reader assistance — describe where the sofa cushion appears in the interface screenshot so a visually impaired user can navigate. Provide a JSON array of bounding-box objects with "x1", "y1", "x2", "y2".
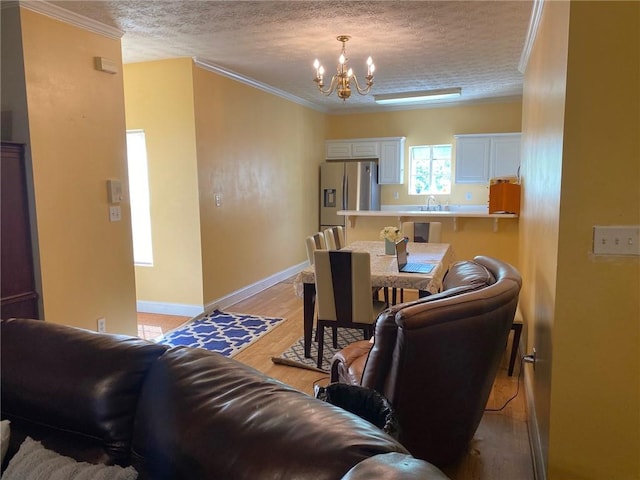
[
  {"x1": 132, "y1": 346, "x2": 411, "y2": 480},
  {"x1": 0, "y1": 318, "x2": 167, "y2": 466},
  {"x1": 342, "y1": 452, "x2": 450, "y2": 480}
]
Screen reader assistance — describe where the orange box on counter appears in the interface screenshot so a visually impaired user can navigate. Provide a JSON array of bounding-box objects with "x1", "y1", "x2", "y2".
[{"x1": 489, "y1": 182, "x2": 521, "y2": 214}]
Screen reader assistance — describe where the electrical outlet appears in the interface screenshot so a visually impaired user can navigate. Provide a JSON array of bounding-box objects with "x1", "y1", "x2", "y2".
[
  {"x1": 593, "y1": 225, "x2": 640, "y2": 256},
  {"x1": 214, "y1": 193, "x2": 222, "y2": 207},
  {"x1": 109, "y1": 206, "x2": 122, "y2": 222},
  {"x1": 97, "y1": 317, "x2": 106, "y2": 333}
]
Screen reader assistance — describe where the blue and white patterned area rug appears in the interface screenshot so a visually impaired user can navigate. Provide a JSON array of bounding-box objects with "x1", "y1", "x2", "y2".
[
  {"x1": 156, "y1": 309, "x2": 284, "y2": 357},
  {"x1": 272, "y1": 327, "x2": 368, "y2": 373}
]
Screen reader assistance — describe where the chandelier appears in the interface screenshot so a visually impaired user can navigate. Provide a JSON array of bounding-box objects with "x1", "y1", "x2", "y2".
[{"x1": 313, "y1": 35, "x2": 375, "y2": 101}]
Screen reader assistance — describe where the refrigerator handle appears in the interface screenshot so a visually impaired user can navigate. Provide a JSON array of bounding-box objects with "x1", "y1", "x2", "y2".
[{"x1": 342, "y1": 174, "x2": 348, "y2": 211}]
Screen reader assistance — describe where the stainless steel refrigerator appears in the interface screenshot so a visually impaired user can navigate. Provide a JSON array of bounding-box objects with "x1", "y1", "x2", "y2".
[{"x1": 320, "y1": 160, "x2": 380, "y2": 230}]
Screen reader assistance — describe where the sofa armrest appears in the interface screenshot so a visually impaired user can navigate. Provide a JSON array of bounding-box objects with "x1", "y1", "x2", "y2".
[
  {"x1": 330, "y1": 340, "x2": 372, "y2": 384},
  {"x1": 0, "y1": 318, "x2": 166, "y2": 466}
]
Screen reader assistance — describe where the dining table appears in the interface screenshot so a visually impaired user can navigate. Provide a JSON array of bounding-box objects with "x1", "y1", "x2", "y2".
[{"x1": 293, "y1": 240, "x2": 456, "y2": 358}]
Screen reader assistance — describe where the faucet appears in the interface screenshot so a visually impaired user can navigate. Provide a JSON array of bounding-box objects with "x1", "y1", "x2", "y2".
[{"x1": 425, "y1": 195, "x2": 440, "y2": 211}]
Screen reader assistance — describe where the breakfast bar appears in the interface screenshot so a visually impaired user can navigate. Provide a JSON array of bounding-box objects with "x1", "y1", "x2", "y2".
[{"x1": 338, "y1": 207, "x2": 518, "y2": 232}]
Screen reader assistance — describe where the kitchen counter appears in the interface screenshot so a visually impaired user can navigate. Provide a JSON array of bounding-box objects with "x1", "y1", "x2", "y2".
[{"x1": 337, "y1": 207, "x2": 518, "y2": 232}]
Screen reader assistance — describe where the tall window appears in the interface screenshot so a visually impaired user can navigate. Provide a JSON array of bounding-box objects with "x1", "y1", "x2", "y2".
[
  {"x1": 126, "y1": 130, "x2": 153, "y2": 266},
  {"x1": 408, "y1": 144, "x2": 452, "y2": 195}
]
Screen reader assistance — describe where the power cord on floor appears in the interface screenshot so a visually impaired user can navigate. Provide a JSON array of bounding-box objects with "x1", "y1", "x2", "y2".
[
  {"x1": 484, "y1": 355, "x2": 525, "y2": 412},
  {"x1": 313, "y1": 375, "x2": 330, "y2": 387}
]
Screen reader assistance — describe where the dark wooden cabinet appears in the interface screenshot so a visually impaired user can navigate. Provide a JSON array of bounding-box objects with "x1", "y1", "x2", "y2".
[{"x1": 1, "y1": 142, "x2": 39, "y2": 319}]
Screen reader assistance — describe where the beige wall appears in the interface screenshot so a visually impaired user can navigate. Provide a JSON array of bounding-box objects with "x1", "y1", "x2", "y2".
[
  {"x1": 123, "y1": 59, "x2": 204, "y2": 311},
  {"x1": 329, "y1": 102, "x2": 523, "y2": 265},
  {"x1": 521, "y1": 1, "x2": 640, "y2": 479},
  {"x1": 192, "y1": 65, "x2": 325, "y2": 304},
  {"x1": 18, "y1": 9, "x2": 137, "y2": 334}
]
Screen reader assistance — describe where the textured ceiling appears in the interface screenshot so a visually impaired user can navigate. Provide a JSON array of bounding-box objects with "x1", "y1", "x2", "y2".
[{"x1": 49, "y1": 1, "x2": 534, "y2": 113}]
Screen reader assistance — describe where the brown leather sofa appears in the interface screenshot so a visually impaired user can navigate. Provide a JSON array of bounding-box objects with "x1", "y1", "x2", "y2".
[
  {"x1": 331, "y1": 256, "x2": 522, "y2": 468},
  {"x1": 1, "y1": 318, "x2": 450, "y2": 480}
]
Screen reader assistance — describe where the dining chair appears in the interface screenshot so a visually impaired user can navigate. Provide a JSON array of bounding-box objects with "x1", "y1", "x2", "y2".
[
  {"x1": 323, "y1": 226, "x2": 345, "y2": 250},
  {"x1": 394, "y1": 222, "x2": 443, "y2": 304},
  {"x1": 313, "y1": 250, "x2": 387, "y2": 369},
  {"x1": 305, "y1": 232, "x2": 327, "y2": 265},
  {"x1": 401, "y1": 222, "x2": 442, "y2": 243}
]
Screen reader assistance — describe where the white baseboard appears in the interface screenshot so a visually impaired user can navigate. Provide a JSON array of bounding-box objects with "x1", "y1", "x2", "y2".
[
  {"x1": 525, "y1": 366, "x2": 546, "y2": 480},
  {"x1": 136, "y1": 301, "x2": 204, "y2": 318},
  {"x1": 204, "y1": 261, "x2": 308, "y2": 313},
  {"x1": 137, "y1": 262, "x2": 308, "y2": 318}
]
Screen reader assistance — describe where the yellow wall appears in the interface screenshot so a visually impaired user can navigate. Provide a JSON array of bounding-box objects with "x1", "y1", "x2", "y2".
[
  {"x1": 520, "y1": 0, "x2": 569, "y2": 475},
  {"x1": 328, "y1": 102, "x2": 522, "y2": 265},
  {"x1": 192, "y1": 66, "x2": 325, "y2": 304},
  {"x1": 123, "y1": 59, "x2": 204, "y2": 309},
  {"x1": 551, "y1": 2, "x2": 639, "y2": 478},
  {"x1": 522, "y1": 1, "x2": 640, "y2": 478},
  {"x1": 18, "y1": 9, "x2": 138, "y2": 334}
]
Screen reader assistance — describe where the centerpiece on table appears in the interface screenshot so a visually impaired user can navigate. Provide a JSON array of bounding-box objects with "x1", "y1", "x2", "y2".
[{"x1": 380, "y1": 226, "x2": 403, "y2": 255}]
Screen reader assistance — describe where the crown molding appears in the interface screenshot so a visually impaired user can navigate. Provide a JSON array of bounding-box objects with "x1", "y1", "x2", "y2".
[
  {"x1": 16, "y1": 0, "x2": 124, "y2": 40},
  {"x1": 519, "y1": 0, "x2": 545, "y2": 74},
  {"x1": 193, "y1": 57, "x2": 327, "y2": 113}
]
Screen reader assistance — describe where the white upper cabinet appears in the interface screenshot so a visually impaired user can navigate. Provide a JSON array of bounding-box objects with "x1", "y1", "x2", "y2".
[
  {"x1": 490, "y1": 135, "x2": 522, "y2": 178},
  {"x1": 325, "y1": 137, "x2": 406, "y2": 184},
  {"x1": 454, "y1": 133, "x2": 521, "y2": 183},
  {"x1": 378, "y1": 138, "x2": 405, "y2": 184},
  {"x1": 351, "y1": 141, "x2": 379, "y2": 158},
  {"x1": 455, "y1": 136, "x2": 491, "y2": 183},
  {"x1": 325, "y1": 142, "x2": 352, "y2": 159}
]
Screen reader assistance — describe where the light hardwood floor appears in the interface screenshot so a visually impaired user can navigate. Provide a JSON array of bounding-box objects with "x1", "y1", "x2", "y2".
[{"x1": 137, "y1": 279, "x2": 534, "y2": 480}]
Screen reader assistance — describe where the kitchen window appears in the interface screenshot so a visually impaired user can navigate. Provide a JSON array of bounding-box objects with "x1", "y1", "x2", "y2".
[{"x1": 408, "y1": 144, "x2": 452, "y2": 195}]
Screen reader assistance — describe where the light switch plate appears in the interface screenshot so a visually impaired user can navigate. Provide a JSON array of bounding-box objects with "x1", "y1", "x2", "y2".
[
  {"x1": 107, "y1": 179, "x2": 123, "y2": 203},
  {"x1": 593, "y1": 225, "x2": 640, "y2": 256}
]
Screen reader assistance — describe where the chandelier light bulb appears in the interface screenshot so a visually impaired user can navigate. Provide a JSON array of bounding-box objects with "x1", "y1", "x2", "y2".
[
  {"x1": 313, "y1": 59, "x2": 320, "y2": 69},
  {"x1": 339, "y1": 53, "x2": 345, "y2": 65},
  {"x1": 366, "y1": 56, "x2": 373, "y2": 66},
  {"x1": 319, "y1": 65, "x2": 325, "y2": 75},
  {"x1": 347, "y1": 68, "x2": 353, "y2": 78}
]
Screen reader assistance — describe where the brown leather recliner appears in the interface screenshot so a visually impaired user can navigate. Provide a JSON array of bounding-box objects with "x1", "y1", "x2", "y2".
[{"x1": 330, "y1": 256, "x2": 522, "y2": 468}]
